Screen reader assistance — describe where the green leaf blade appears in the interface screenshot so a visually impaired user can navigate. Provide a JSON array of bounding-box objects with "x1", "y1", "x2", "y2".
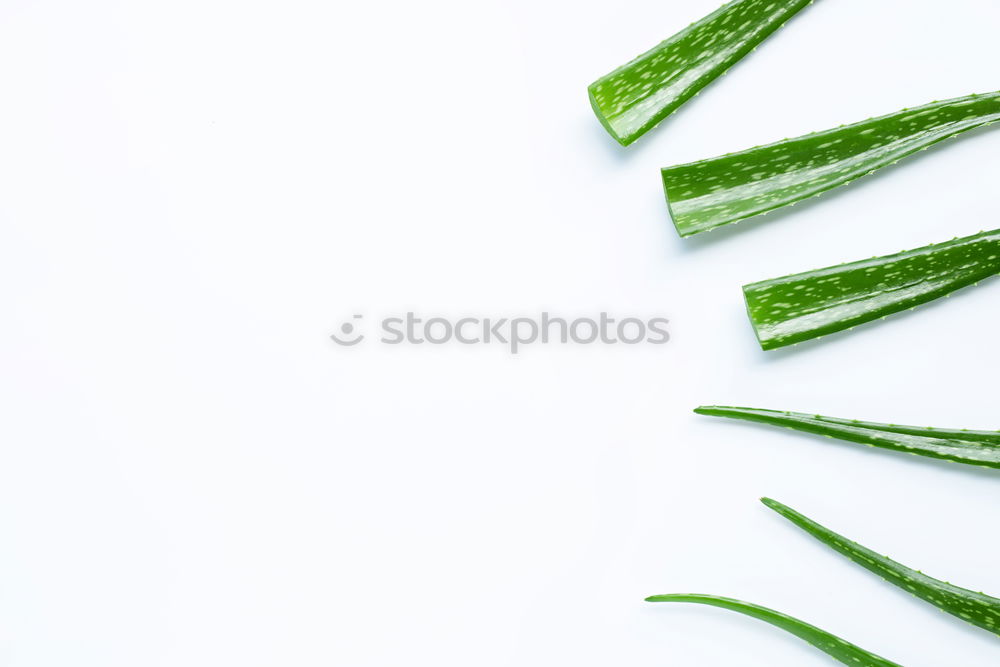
[
  {"x1": 695, "y1": 406, "x2": 1000, "y2": 468},
  {"x1": 762, "y1": 498, "x2": 1000, "y2": 637},
  {"x1": 588, "y1": 0, "x2": 816, "y2": 146},
  {"x1": 646, "y1": 594, "x2": 901, "y2": 667},
  {"x1": 663, "y1": 92, "x2": 1000, "y2": 236},
  {"x1": 742, "y1": 228, "x2": 1000, "y2": 350}
]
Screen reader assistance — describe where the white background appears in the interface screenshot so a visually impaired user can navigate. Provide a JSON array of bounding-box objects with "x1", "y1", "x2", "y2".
[{"x1": 1, "y1": 0, "x2": 999, "y2": 665}]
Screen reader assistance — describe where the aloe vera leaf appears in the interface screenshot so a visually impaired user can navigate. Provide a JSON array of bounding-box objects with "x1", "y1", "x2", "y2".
[
  {"x1": 645, "y1": 594, "x2": 901, "y2": 667},
  {"x1": 662, "y1": 91, "x2": 1000, "y2": 236},
  {"x1": 695, "y1": 406, "x2": 1000, "y2": 469},
  {"x1": 763, "y1": 498, "x2": 1000, "y2": 636},
  {"x1": 743, "y1": 227, "x2": 1000, "y2": 350},
  {"x1": 588, "y1": 0, "x2": 816, "y2": 147}
]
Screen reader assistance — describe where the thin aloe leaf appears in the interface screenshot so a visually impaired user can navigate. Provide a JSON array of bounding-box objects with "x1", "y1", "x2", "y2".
[
  {"x1": 645, "y1": 594, "x2": 901, "y2": 667},
  {"x1": 743, "y1": 227, "x2": 1000, "y2": 350},
  {"x1": 588, "y1": 0, "x2": 816, "y2": 147},
  {"x1": 663, "y1": 91, "x2": 1000, "y2": 236},
  {"x1": 763, "y1": 498, "x2": 1000, "y2": 636},
  {"x1": 695, "y1": 406, "x2": 1000, "y2": 469}
]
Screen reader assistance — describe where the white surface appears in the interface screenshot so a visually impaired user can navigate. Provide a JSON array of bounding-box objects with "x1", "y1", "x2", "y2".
[{"x1": 1, "y1": 0, "x2": 999, "y2": 665}]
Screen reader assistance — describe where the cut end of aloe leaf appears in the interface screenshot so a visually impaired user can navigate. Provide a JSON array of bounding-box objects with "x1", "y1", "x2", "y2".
[
  {"x1": 663, "y1": 170, "x2": 769, "y2": 238},
  {"x1": 742, "y1": 287, "x2": 776, "y2": 350},
  {"x1": 588, "y1": 85, "x2": 629, "y2": 146},
  {"x1": 661, "y1": 169, "x2": 703, "y2": 238},
  {"x1": 661, "y1": 170, "x2": 687, "y2": 235}
]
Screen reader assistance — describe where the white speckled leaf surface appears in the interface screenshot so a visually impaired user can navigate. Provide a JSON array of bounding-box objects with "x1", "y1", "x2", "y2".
[
  {"x1": 664, "y1": 92, "x2": 1000, "y2": 236},
  {"x1": 743, "y1": 228, "x2": 1000, "y2": 350},
  {"x1": 588, "y1": 0, "x2": 817, "y2": 146}
]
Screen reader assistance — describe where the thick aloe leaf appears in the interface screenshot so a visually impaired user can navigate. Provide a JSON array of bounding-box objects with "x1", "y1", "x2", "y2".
[
  {"x1": 588, "y1": 0, "x2": 816, "y2": 146},
  {"x1": 763, "y1": 498, "x2": 1000, "y2": 636},
  {"x1": 696, "y1": 406, "x2": 1000, "y2": 469},
  {"x1": 645, "y1": 594, "x2": 901, "y2": 667},
  {"x1": 663, "y1": 91, "x2": 1000, "y2": 236},
  {"x1": 743, "y1": 228, "x2": 1000, "y2": 350}
]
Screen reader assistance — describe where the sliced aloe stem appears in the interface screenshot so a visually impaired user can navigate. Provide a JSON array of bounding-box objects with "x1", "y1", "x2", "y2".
[
  {"x1": 743, "y1": 227, "x2": 1000, "y2": 350},
  {"x1": 763, "y1": 498, "x2": 1000, "y2": 636},
  {"x1": 695, "y1": 406, "x2": 1000, "y2": 469},
  {"x1": 588, "y1": 0, "x2": 816, "y2": 147},
  {"x1": 645, "y1": 594, "x2": 901, "y2": 667},
  {"x1": 663, "y1": 91, "x2": 1000, "y2": 236}
]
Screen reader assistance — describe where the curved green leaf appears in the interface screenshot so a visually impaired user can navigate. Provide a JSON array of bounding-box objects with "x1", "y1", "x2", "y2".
[
  {"x1": 588, "y1": 0, "x2": 816, "y2": 146},
  {"x1": 663, "y1": 92, "x2": 1000, "y2": 236},
  {"x1": 645, "y1": 594, "x2": 901, "y2": 666},
  {"x1": 695, "y1": 406, "x2": 1000, "y2": 469},
  {"x1": 763, "y1": 498, "x2": 1000, "y2": 636},
  {"x1": 743, "y1": 227, "x2": 1000, "y2": 350}
]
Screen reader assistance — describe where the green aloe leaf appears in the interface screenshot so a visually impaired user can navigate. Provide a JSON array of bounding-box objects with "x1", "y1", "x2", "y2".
[
  {"x1": 743, "y1": 227, "x2": 1000, "y2": 350},
  {"x1": 695, "y1": 406, "x2": 1000, "y2": 469},
  {"x1": 663, "y1": 91, "x2": 1000, "y2": 236},
  {"x1": 588, "y1": 0, "x2": 816, "y2": 146},
  {"x1": 763, "y1": 498, "x2": 1000, "y2": 636},
  {"x1": 645, "y1": 594, "x2": 901, "y2": 666}
]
